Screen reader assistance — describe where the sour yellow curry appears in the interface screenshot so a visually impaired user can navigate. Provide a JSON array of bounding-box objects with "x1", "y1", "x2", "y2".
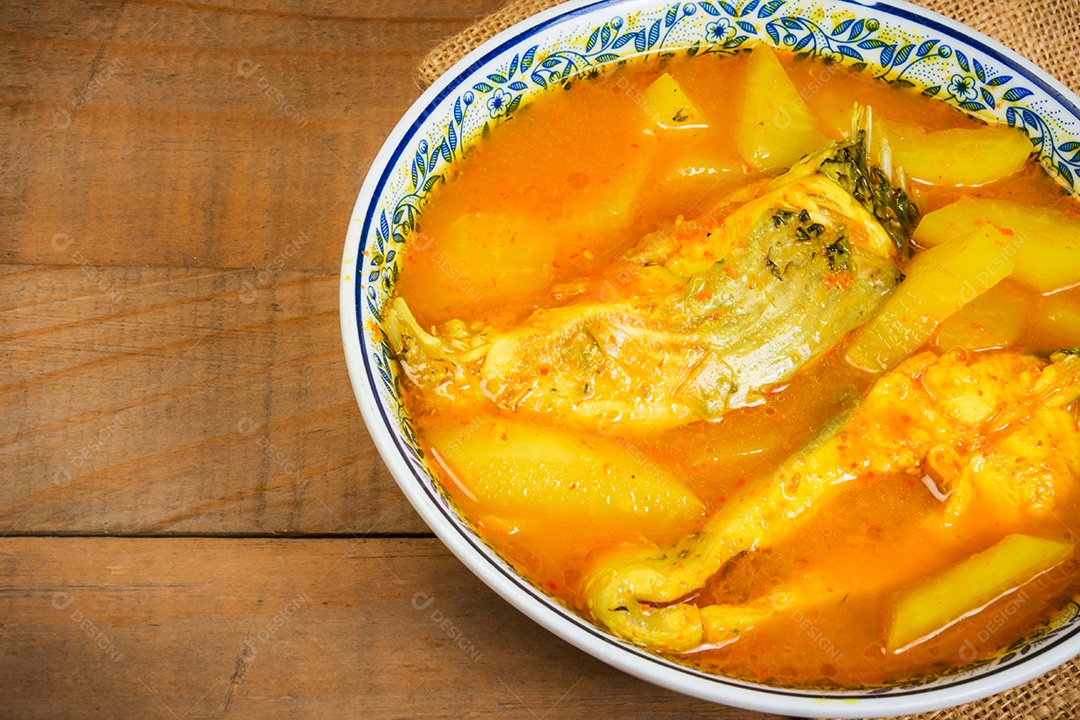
[{"x1": 385, "y1": 46, "x2": 1080, "y2": 687}]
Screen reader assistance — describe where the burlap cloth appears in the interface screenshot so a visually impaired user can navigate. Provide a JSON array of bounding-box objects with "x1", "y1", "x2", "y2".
[{"x1": 414, "y1": 1, "x2": 1080, "y2": 717}]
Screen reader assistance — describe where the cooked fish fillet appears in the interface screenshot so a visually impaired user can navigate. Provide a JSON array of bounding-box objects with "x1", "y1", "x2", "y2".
[
  {"x1": 386, "y1": 135, "x2": 918, "y2": 431},
  {"x1": 583, "y1": 349, "x2": 1080, "y2": 652}
]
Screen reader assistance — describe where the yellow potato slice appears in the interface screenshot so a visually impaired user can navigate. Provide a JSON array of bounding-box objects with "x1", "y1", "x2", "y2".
[
  {"x1": 915, "y1": 197, "x2": 1080, "y2": 294},
  {"x1": 737, "y1": 45, "x2": 826, "y2": 171},
  {"x1": 437, "y1": 211, "x2": 556, "y2": 301},
  {"x1": 880, "y1": 122, "x2": 1031, "y2": 187},
  {"x1": 428, "y1": 418, "x2": 705, "y2": 535},
  {"x1": 551, "y1": 138, "x2": 660, "y2": 272},
  {"x1": 888, "y1": 534, "x2": 1072, "y2": 652},
  {"x1": 1025, "y1": 291, "x2": 1080, "y2": 348},
  {"x1": 934, "y1": 282, "x2": 1024, "y2": 352},
  {"x1": 641, "y1": 73, "x2": 708, "y2": 132},
  {"x1": 646, "y1": 148, "x2": 745, "y2": 216},
  {"x1": 846, "y1": 228, "x2": 1015, "y2": 373}
]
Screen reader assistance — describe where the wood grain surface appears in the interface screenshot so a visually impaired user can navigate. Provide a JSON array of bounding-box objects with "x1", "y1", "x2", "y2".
[
  {"x1": 0, "y1": 1, "x2": 783, "y2": 717},
  {"x1": 0, "y1": 0, "x2": 476, "y2": 536},
  {"x1": 0, "y1": 537, "x2": 775, "y2": 719},
  {"x1": 0, "y1": 266, "x2": 428, "y2": 535}
]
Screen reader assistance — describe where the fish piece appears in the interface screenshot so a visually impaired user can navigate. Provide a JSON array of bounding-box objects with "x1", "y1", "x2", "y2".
[
  {"x1": 582, "y1": 350, "x2": 1080, "y2": 652},
  {"x1": 386, "y1": 135, "x2": 916, "y2": 431}
]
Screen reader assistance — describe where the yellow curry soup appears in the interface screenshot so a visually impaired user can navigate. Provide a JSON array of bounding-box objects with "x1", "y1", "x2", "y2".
[{"x1": 389, "y1": 47, "x2": 1080, "y2": 688}]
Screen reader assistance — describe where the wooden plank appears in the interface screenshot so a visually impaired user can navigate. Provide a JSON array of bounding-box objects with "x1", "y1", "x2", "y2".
[
  {"x1": 0, "y1": 536, "x2": 785, "y2": 719},
  {"x1": 0, "y1": 265, "x2": 427, "y2": 535},
  {"x1": 0, "y1": 0, "x2": 504, "y2": 271}
]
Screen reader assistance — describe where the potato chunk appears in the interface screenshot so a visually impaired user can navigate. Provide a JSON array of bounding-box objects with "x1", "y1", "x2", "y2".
[
  {"x1": 428, "y1": 418, "x2": 704, "y2": 534},
  {"x1": 880, "y1": 122, "x2": 1031, "y2": 187},
  {"x1": 846, "y1": 228, "x2": 1015, "y2": 372},
  {"x1": 915, "y1": 197, "x2": 1080, "y2": 294},
  {"x1": 1025, "y1": 291, "x2": 1080, "y2": 348},
  {"x1": 934, "y1": 282, "x2": 1024, "y2": 352},
  {"x1": 645, "y1": 148, "x2": 745, "y2": 217},
  {"x1": 641, "y1": 73, "x2": 708, "y2": 132},
  {"x1": 737, "y1": 45, "x2": 826, "y2": 171},
  {"x1": 438, "y1": 211, "x2": 556, "y2": 300},
  {"x1": 888, "y1": 534, "x2": 1073, "y2": 652}
]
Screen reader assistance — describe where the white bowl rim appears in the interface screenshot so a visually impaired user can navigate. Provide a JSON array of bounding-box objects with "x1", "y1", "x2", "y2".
[{"x1": 339, "y1": 0, "x2": 1080, "y2": 716}]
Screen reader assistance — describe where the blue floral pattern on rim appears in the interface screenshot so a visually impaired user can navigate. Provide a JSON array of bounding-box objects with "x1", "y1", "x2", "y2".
[{"x1": 350, "y1": 0, "x2": 1080, "y2": 699}]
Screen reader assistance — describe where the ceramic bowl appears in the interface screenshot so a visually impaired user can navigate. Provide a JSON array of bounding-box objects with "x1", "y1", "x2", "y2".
[{"x1": 340, "y1": 1, "x2": 1080, "y2": 715}]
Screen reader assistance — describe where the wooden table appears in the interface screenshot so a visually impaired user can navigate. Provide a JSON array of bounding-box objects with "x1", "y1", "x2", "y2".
[
  {"x1": 0, "y1": 2, "x2": 784, "y2": 717},
  {"x1": 14, "y1": 1, "x2": 1077, "y2": 717}
]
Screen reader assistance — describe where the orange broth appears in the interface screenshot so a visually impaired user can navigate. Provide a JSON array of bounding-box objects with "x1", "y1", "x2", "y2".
[{"x1": 393, "y1": 50, "x2": 1080, "y2": 688}]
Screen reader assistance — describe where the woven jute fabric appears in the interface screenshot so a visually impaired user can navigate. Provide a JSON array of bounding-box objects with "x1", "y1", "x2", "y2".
[{"x1": 414, "y1": 1, "x2": 1080, "y2": 717}]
